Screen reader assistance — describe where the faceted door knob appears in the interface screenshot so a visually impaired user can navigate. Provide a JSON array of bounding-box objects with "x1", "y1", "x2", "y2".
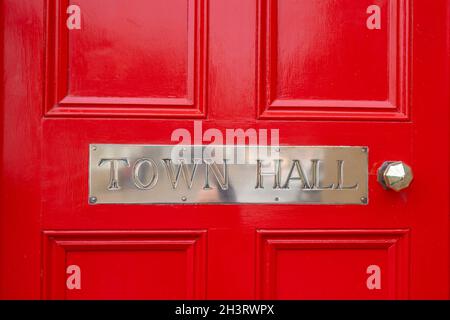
[{"x1": 377, "y1": 161, "x2": 414, "y2": 192}]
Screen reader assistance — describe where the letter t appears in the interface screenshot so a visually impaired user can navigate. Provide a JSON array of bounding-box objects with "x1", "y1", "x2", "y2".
[{"x1": 98, "y1": 158, "x2": 130, "y2": 190}]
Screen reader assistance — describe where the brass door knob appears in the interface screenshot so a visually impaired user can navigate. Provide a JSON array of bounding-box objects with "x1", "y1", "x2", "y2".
[{"x1": 377, "y1": 161, "x2": 413, "y2": 192}]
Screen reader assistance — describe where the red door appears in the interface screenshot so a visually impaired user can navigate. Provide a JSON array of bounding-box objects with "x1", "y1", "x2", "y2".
[{"x1": 1, "y1": 0, "x2": 449, "y2": 299}]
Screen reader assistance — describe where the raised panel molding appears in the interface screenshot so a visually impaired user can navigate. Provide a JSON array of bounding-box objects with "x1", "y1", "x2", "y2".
[
  {"x1": 42, "y1": 230, "x2": 207, "y2": 299},
  {"x1": 257, "y1": 0, "x2": 411, "y2": 121},
  {"x1": 256, "y1": 229, "x2": 410, "y2": 299},
  {"x1": 44, "y1": 0, "x2": 207, "y2": 118}
]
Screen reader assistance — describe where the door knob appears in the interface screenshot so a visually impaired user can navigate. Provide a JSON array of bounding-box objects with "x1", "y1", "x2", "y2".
[{"x1": 377, "y1": 161, "x2": 413, "y2": 192}]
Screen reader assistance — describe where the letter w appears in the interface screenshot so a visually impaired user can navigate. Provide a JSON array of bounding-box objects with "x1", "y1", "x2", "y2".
[
  {"x1": 248, "y1": 305, "x2": 261, "y2": 315},
  {"x1": 162, "y1": 159, "x2": 200, "y2": 189}
]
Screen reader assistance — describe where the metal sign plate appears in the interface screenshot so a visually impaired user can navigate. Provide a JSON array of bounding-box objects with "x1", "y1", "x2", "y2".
[{"x1": 89, "y1": 145, "x2": 368, "y2": 205}]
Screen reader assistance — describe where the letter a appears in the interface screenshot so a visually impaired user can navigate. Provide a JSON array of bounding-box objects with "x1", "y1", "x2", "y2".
[
  {"x1": 366, "y1": 5, "x2": 381, "y2": 30},
  {"x1": 67, "y1": 5, "x2": 81, "y2": 30},
  {"x1": 366, "y1": 265, "x2": 381, "y2": 290},
  {"x1": 66, "y1": 265, "x2": 81, "y2": 290}
]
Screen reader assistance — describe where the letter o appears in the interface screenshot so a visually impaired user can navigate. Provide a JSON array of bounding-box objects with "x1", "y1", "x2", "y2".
[{"x1": 133, "y1": 159, "x2": 159, "y2": 190}]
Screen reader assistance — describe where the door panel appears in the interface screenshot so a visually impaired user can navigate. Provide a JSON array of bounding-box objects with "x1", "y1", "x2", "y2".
[
  {"x1": 257, "y1": 230, "x2": 409, "y2": 299},
  {"x1": 1, "y1": 0, "x2": 449, "y2": 300},
  {"x1": 45, "y1": 0, "x2": 207, "y2": 117},
  {"x1": 43, "y1": 231, "x2": 206, "y2": 299},
  {"x1": 258, "y1": 0, "x2": 410, "y2": 120}
]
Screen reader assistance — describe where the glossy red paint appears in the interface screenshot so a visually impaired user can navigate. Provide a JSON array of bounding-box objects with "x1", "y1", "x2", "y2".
[{"x1": 1, "y1": 0, "x2": 449, "y2": 300}]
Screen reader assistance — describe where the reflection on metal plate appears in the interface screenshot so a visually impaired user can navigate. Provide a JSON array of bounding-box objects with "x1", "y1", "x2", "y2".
[{"x1": 89, "y1": 145, "x2": 368, "y2": 205}]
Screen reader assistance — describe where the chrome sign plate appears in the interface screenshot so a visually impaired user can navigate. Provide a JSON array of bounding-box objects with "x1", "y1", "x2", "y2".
[{"x1": 89, "y1": 145, "x2": 368, "y2": 205}]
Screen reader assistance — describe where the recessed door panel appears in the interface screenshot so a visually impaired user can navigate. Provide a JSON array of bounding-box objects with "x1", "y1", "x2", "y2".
[
  {"x1": 257, "y1": 230, "x2": 409, "y2": 300},
  {"x1": 258, "y1": 0, "x2": 410, "y2": 120},
  {"x1": 45, "y1": 0, "x2": 207, "y2": 117},
  {"x1": 43, "y1": 231, "x2": 207, "y2": 300}
]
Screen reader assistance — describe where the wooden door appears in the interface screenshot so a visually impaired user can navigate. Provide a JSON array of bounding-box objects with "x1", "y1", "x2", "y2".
[{"x1": 1, "y1": 0, "x2": 449, "y2": 299}]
